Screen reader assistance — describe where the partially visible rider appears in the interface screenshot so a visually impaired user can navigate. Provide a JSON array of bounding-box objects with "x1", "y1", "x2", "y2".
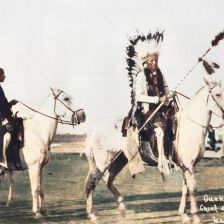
[
  {"x1": 208, "y1": 125, "x2": 217, "y2": 151},
  {"x1": 0, "y1": 68, "x2": 15, "y2": 168}
]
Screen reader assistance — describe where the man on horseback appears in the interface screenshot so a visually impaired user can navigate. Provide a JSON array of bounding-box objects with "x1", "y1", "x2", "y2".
[
  {"x1": 136, "y1": 51, "x2": 174, "y2": 175},
  {"x1": 126, "y1": 31, "x2": 176, "y2": 175},
  {"x1": 0, "y1": 68, "x2": 15, "y2": 168}
]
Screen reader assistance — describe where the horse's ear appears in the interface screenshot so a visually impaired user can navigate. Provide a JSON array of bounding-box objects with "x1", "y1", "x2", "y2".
[
  {"x1": 211, "y1": 62, "x2": 220, "y2": 69},
  {"x1": 203, "y1": 60, "x2": 215, "y2": 75},
  {"x1": 203, "y1": 76, "x2": 209, "y2": 86},
  {"x1": 49, "y1": 87, "x2": 55, "y2": 94}
]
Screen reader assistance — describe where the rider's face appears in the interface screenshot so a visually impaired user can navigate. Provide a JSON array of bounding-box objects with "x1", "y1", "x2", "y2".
[
  {"x1": 0, "y1": 73, "x2": 5, "y2": 82},
  {"x1": 146, "y1": 57, "x2": 158, "y2": 73}
]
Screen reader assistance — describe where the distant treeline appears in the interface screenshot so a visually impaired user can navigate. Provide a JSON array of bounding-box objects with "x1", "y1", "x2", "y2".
[{"x1": 53, "y1": 134, "x2": 86, "y2": 143}]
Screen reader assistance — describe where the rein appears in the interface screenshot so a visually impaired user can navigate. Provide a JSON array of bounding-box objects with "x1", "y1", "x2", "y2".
[
  {"x1": 209, "y1": 89, "x2": 224, "y2": 118},
  {"x1": 18, "y1": 98, "x2": 83, "y2": 126},
  {"x1": 52, "y1": 90, "x2": 77, "y2": 114},
  {"x1": 176, "y1": 86, "x2": 224, "y2": 129},
  {"x1": 52, "y1": 90, "x2": 84, "y2": 126}
]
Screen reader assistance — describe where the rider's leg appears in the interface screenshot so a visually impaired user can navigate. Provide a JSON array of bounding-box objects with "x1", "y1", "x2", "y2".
[
  {"x1": 154, "y1": 126, "x2": 164, "y2": 170},
  {"x1": 0, "y1": 132, "x2": 11, "y2": 167},
  {"x1": 154, "y1": 125, "x2": 170, "y2": 175}
]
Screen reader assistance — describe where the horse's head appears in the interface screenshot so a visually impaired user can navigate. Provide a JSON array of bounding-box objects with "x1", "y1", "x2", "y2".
[
  {"x1": 50, "y1": 87, "x2": 86, "y2": 125},
  {"x1": 207, "y1": 82, "x2": 224, "y2": 121},
  {"x1": 202, "y1": 60, "x2": 224, "y2": 120}
]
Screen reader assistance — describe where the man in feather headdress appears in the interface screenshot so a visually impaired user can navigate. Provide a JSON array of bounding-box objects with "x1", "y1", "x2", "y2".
[
  {"x1": 136, "y1": 52, "x2": 173, "y2": 174},
  {"x1": 126, "y1": 31, "x2": 175, "y2": 175},
  {"x1": 135, "y1": 51, "x2": 169, "y2": 120}
]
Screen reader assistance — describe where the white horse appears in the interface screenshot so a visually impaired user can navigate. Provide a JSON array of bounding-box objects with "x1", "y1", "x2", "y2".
[
  {"x1": 175, "y1": 78, "x2": 224, "y2": 223},
  {"x1": 0, "y1": 87, "x2": 86, "y2": 218},
  {"x1": 85, "y1": 118, "x2": 127, "y2": 222},
  {"x1": 85, "y1": 71, "x2": 224, "y2": 223}
]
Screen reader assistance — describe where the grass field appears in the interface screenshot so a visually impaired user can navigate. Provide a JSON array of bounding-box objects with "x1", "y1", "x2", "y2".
[{"x1": 0, "y1": 139, "x2": 224, "y2": 224}]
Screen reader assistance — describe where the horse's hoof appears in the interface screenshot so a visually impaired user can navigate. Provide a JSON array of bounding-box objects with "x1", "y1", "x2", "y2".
[
  {"x1": 6, "y1": 201, "x2": 11, "y2": 207},
  {"x1": 88, "y1": 213, "x2": 98, "y2": 222},
  {"x1": 6, "y1": 198, "x2": 13, "y2": 207},
  {"x1": 118, "y1": 202, "x2": 126, "y2": 217},
  {"x1": 181, "y1": 213, "x2": 192, "y2": 224},
  {"x1": 40, "y1": 209, "x2": 48, "y2": 217},
  {"x1": 34, "y1": 212, "x2": 44, "y2": 219},
  {"x1": 192, "y1": 215, "x2": 202, "y2": 224}
]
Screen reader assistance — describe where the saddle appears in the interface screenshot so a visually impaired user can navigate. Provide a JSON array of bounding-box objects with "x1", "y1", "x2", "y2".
[
  {"x1": 122, "y1": 99, "x2": 178, "y2": 167},
  {"x1": 0, "y1": 116, "x2": 24, "y2": 171},
  {"x1": 139, "y1": 127, "x2": 174, "y2": 166}
]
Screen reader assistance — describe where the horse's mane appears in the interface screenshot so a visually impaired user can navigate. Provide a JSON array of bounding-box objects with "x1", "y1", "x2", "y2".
[{"x1": 193, "y1": 86, "x2": 206, "y2": 97}]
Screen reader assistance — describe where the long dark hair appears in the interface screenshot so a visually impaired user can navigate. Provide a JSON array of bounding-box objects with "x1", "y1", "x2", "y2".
[{"x1": 144, "y1": 67, "x2": 165, "y2": 97}]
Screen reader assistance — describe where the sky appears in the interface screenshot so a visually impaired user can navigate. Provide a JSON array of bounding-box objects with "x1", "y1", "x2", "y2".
[{"x1": 0, "y1": 0, "x2": 223, "y2": 134}]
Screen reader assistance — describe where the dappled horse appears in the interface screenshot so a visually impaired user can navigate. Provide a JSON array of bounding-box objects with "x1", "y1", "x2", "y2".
[
  {"x1": 0, "y1": 88, "x2": 86, "y2": 218},
  {"x1": 85, "y1": 67, "x2": 224, "y2": 223}
]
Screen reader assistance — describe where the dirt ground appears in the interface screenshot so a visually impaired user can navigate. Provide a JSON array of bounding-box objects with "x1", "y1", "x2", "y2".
[{"x1": 0, "y1": 140, "x2": 224, "y2": 224}]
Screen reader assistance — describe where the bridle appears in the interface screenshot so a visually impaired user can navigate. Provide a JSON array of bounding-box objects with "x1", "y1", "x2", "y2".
[
  {"x1": 19, "y1": 90, "x2": 84, "y2": 126},
  {"x1": 175, "y1": 84, "x2": 224, "y2": 129},
  {"x1": 207, "y1": 85, "x2": 224, "y2": 120},
  {"x1": 52, "y1": 90, "x2": 83, "y2": 125}
]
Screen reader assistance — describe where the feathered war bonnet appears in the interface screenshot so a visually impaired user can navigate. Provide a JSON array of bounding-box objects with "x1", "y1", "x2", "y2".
[{"x1": 126, "y1": 31, "x2": 164, "y2": 107}]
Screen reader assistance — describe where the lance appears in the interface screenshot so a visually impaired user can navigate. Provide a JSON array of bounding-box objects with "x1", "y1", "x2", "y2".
[
  {"x1": 174, "y1": 30, "x2": 224, "y2": 91},
  {"x1": 138, "y1": 101, "x2": 165, "y2": 133}
]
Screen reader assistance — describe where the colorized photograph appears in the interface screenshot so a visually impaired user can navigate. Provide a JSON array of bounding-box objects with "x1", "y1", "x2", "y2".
[{"x1": 0, "y1": 1, "x2": 223, "y2": 223}]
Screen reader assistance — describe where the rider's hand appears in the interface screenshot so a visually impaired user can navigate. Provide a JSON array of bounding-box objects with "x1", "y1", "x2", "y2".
[
  {"x1": 168, "y1": 91, "x2": 176, "y2": 98},
  {"x1": 152, "y1": 96, "x2": 159, "y2": 104},
  {"x1": 159, "y1": 96, "x2": 167, "y2": 103},
  {"x1": 2, "y1": 119, "x2": 8, "y2": 125}
]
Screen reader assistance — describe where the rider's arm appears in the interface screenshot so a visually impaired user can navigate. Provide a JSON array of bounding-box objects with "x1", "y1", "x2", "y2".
[
  {"x1": 0, "y1": 99, "x2": 13, "y2": 123},
  {"x1": 159, "y1": 75, "x2": 171, "y2": 104},
  {"x1": 135, "y1": 72, "x2": 159, "y2": 104},
  {"x1": 163, "y1": 75, "x2": 170, "y2": 96},
  {"x1": 136, "y1": 94, "x2": 159, "y2": 104}
]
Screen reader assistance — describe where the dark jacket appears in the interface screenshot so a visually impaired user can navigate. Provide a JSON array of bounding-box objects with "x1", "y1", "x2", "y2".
[
  {"x1": 144, "y1": 68, "x2": 165, "y2": 97},
  {"x1": 0, "y1": 85, "x2": 13, "y2": 123}
]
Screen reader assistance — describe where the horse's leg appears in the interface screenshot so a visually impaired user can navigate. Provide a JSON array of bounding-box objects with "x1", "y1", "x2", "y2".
[
  {"x1": 85, "y1": 155, "x2": 101, "y2": 222},
  {"x1": 0, "y1": 174, "x2": 4, "y2": 206},
  {"x1": 6, "y1": 171, "x2": 14, "y2": 207},
  {"x1": 28, "y1": 163, "x2": 42, "y2": 218},
  {"x1": 178, "y1": 175, "x2": 191, "y2": 223},
  {"x1": 103, "y1": 156, "x2": 127, "y2": 217},
  {"x1": 103, "y1": 172, "x2": 126, "y2": 217},
  {"x1": 39, "y1": 168, "x2": 47, "y2": 216},
  {"x1": 184, "y1": 169, "x2": 201, "y2": 224}
]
